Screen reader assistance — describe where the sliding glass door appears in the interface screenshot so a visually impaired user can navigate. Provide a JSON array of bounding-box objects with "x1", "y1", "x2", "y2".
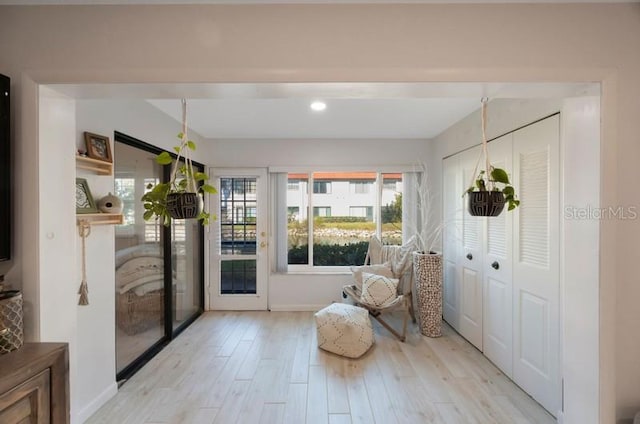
[
  {"x1": 114, "y1": 132, "x2": 204, "y2": 381},
  {"x1": 171, "y1": 213, "x2": 203, "y2": 329}
]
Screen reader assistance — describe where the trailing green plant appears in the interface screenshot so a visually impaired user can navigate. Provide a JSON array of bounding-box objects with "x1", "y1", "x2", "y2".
[
  {"x1": 141, "y1": 99, "x2": 217, "y2": 226},
  {"x1": 465, "y1": 167, "x2": 520, "y2": 211}
]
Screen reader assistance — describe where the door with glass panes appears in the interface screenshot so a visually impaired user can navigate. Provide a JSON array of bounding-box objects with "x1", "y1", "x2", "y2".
[{"x1": 209, "y1": 168, "x2": 268, "y2": 310}]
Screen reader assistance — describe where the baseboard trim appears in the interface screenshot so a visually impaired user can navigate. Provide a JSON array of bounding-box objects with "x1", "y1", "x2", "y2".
[
  {"x1": 75, "y1": 382, "x2": 118, "y2": 423},
  {"x1": 269, "y1": 304, "x2": 327, "y2": 312}
]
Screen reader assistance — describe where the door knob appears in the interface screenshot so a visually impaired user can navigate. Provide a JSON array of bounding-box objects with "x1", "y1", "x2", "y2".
[
  {"x1": 491, "y1": 261, "x2": 500, "y2": 270},
  {"x1": 260, "y1": 241, "x2": 267, "y2": 248},
  {"x1": 466, "y1": 253, "x2": 473, "y2": 260}
]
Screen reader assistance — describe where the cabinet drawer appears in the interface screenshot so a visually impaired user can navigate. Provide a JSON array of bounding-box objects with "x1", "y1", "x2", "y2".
[{"x1": 0, "y1": 368, "x2": 51, "y2": 424}]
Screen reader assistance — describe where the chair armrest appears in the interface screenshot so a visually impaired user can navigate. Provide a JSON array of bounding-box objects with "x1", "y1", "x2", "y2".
[{"x1": 343, "y1": 285, "x2": 361, "y2": 301}]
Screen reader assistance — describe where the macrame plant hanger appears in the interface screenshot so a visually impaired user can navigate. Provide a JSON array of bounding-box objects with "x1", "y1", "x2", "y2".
[
  {"x1": 170, "y1": 99, "x2": 197, "y2": 194},
  {"x1": 77, "y1": 219, "x2": 91, "y2": 305},
  {"x1": 467, "y1": 97, "x2": 493, "y2": 192}
]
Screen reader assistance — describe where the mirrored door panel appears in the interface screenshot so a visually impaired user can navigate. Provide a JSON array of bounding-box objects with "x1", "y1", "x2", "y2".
[
  {"x1": 114, "y1": 132, "x2": 205, "y2": 381},
  {"x1": 114, "y1": 141, "x2": 165, "y2": 375}
]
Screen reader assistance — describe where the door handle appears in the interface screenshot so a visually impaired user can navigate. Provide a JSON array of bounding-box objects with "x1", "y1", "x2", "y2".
[
  {"x1": 466, "y1": 253, "x2": 473, "y2": 260},
  {"x1": 491, "y1": 261, "x2": 500, "y2": 270}
]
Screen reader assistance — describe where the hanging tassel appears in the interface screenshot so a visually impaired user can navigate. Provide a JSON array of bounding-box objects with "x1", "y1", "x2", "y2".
[
  {"x1": 78, "y1": 280, "x2": 89, "y2": 305},
  {"x1": 78, "y1": 220, "x2": 91, "y2": 306}
]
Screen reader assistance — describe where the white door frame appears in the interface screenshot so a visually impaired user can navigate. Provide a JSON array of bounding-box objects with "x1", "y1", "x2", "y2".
[{"x1": 208, "y1": 167, "x2": 269, "y2": 310}]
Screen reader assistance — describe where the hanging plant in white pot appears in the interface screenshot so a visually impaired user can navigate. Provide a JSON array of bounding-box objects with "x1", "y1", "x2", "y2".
[
  {"x1": 142, "y1": 99, "x2": 217, "y2": 226},
  {"x1": 464, "y1": 98, "x2": 519, "y2": 217}
]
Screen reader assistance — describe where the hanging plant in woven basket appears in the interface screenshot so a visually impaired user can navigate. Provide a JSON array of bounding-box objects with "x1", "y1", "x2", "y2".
[
  {"x1": 142, "y1": 99, "x2": 217, "y2": 226},
  {"x1": 464, "y1": 98, "x2": 519, "y2": 217}
]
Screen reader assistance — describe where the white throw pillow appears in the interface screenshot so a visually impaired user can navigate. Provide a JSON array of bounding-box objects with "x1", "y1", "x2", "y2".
[
  {"x1": 360, "y1": 272, "x2": 399, "y2": 308},
  {"x1": 350, "y1": 263, "x2": 394, "y2": 289}
]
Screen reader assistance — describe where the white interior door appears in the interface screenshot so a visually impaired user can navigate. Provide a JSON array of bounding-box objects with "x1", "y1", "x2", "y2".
[
  {"x1": 512, "y1": 115, "x2": 561, "y2": 415},
  {"x1": 483, "y1": 133, "x2": 514, "y2": 376},
  {"x1": 458, "y1": 146, "x2": 484, "y2": 350},
  {"x1": 442, "y1": 154, "x2": 462, "y2": 331},
  {"x1": 209, "y1": 168, "x2": 269, "y2": 310}
]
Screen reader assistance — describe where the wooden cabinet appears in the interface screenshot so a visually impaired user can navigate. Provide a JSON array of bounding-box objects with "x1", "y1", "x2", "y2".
[{"x1": 0, "y1": 343, "x2": 69, "y2": 424}]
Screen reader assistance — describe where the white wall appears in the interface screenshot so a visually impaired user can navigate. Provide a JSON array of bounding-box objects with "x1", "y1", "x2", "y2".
[
  {"x1": 206, "y1": 138, "x2": 428, "y2": 169},
  {"x1": 208, "y1": 138, "x2": 429, "y2": 311},
  {"x1": 38, "y1": 85, "x2": 79, "y2": 416},
  {"x1": 38, "y1": 98, "x2": 207, "y2": 423},
  {"x1": 561, "y1": 96, "x2": 601, "y2": 424},
  {"x1": 1, "y1": 3, "x2": 639, "y2": 422}
]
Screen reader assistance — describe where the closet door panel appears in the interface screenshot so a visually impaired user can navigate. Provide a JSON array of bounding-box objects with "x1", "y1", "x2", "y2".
[
  {"x1": 483, "y1": 134, "x2": 514, "y2": 377},
  {"x1": 512, "y1": 115, "x2": 560, "y2": 415},
  {"x1": 442, "y1": 155, "x2": 461, "y2": 330},
  {"x1": 458, "y1": 146, "x2": 483, "y2": 350}
]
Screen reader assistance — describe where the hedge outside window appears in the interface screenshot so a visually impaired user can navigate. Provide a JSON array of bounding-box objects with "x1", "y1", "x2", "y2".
[{"x1": 286, "y1": 171, "x2": 403, "y2": 268}]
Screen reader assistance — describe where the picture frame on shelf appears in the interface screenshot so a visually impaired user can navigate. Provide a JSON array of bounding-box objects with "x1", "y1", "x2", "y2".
[
  {"x1": 76, "y1": 178, "x2": 99, "y2": 214},
  {"x1": 84, "y1": 131, "x2": 112, "y2": 163}
]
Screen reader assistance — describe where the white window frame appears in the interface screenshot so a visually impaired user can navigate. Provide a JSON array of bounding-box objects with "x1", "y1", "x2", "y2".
[{"x1": 284, "y1": 170, "x2": 404, "y2": 272}]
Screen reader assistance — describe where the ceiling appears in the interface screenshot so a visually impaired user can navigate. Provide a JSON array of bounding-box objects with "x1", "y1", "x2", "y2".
[
  {"x1": 147, "y1": 97, "x2": 482, "y2": 139},
  {"x1": 52, "y1": 81, "x2": 598, "y2": 139}
]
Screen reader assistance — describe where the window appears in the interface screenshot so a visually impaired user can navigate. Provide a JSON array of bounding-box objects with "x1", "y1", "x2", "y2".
[
  {"x1": 114, "y1": 177, "x2": 135, "y2": 226},
  {"x1": 350, "y1": 206, "x2": 373, "y2": 221},
  {"x1": 220, "y1": 177, "x2": 257, "y2": 255},
  {"x1": 287, "y1": 206, "x2": 300, "y2": 220},
  {"x1": 234, "y1": 179, "x2": 256, "y2": 195},
  {"x1": 288, "y1": 181, "x2": 299, "y2": 191},
  {"x1": 246, "y1": 206, "x2": 257, "y2": 223},
  {"x1": 313, "y1": 181, "x2": 331, "y2": 194},
  {"x1": 351, "y1": 181, "x2": 371, "y2": 194},
  {"x1": 286, "y1": 171, "x2": 403, "y2": 268},
  {"x1": 381, "y1": 173, "x2": 403, "y2": 245},
  {"x1": 313, "y1": 207, "x2": 331, "y2": 217}
]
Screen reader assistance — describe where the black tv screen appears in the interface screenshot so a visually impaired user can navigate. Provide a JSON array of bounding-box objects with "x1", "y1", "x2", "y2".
[{"x1": 0, "y1": 74, "x2": 10, "y2": 261}]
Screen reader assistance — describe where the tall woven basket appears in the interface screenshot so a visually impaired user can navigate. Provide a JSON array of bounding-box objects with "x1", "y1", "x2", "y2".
[
  {"x1": 413, "y1": 252, "x2": 443, "y2": 338},
  {"x1": 0, "y1": 290, "x2": 24, "y2": 354}
]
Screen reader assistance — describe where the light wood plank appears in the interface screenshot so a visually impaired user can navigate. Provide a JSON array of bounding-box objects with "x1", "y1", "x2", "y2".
[
  {"x1": 346, "y1": 377, "x2": 374, "y2": 424},
  {"x1": 329, "y1": 414, "x2": 352, "y2": 424},
  {"x1": 361, "y1": 359, "x2": 399, "y2": 424},
  {"x1": 87, "y1": 312, "x2": 556, "y2": 424},
  {"x1": 290, "y1": 317, "x2": 312, "y2": 383},
  {"x1": 206, "y1": 340, "x2": 253, "y2": 408},
  {"x1": 326, "y1": 355, "x2": 350, "y2": 414},
  {"x1": 283, "y1": 383, "x2": 307, "y2": 424},
  {"x1": 307, "y1": 365, "x2": 329, "y2": 424},
  {"x1": 258, "y1": 403, "x2": 286, "y2": 424},
  {"x1": 167, "y1": 407, "x2": 219, "y2": 424},
  {"x1": 212, "y1": 380, "x2": 251, "y2": 424}
]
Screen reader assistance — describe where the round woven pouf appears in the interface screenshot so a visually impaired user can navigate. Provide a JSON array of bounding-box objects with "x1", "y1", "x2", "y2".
[{"x1": 413, "y1": 252, "x2": 443, "y2": 338}]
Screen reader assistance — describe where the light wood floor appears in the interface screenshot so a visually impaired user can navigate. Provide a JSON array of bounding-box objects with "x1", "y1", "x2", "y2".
[{"x1": 88, "y1": 311, "x2": 556, "y2": 424}]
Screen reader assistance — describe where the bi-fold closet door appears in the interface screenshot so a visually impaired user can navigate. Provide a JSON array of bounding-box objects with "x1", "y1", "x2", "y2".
[{"x1": 442, "y1": 114, "x2": 560, "y2": 416}]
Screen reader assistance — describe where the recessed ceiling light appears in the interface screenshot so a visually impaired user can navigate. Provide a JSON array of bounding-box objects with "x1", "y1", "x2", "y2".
[{"x1": 310, "y1": 101, "x2": 327, "y2": 112}]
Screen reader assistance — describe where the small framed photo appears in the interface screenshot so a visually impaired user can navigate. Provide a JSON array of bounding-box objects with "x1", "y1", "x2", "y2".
[
  {"x1": 84, "y1": 132, "x2": 112, "y2": 163},
  {"x1": 76, "y1": 178, "x2": 99, "y2": 214}
]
